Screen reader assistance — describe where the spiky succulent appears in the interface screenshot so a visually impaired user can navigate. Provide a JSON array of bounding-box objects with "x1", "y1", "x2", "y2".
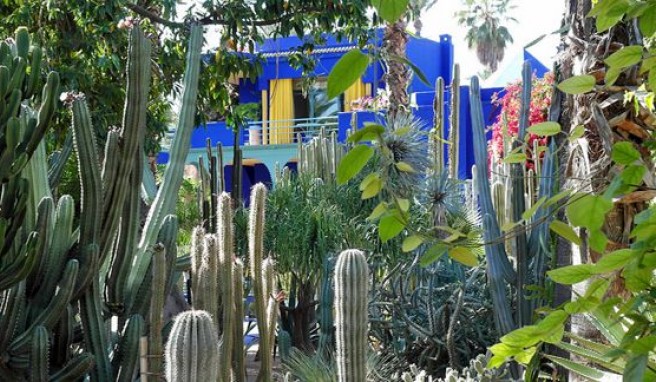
[{"x1": 380, "y1": 114, "x2": 429, "y2": 196}]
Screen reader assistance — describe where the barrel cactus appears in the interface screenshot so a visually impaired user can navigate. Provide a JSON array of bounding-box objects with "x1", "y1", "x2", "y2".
[
  {"x1": 334, "y1": 249, "x2": 369, "y2": 382},
  {"x1": 165, "y1": 310, "x2": 221, "y2": 382}
]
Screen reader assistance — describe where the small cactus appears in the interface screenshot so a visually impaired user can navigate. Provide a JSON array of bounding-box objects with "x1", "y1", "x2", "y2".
[
  {"x1": 334, "y1": 249, "x2": 369, "y2": 382},
  {"x1": 164, "y1": 310, "x2": 221, "y2": 382}
]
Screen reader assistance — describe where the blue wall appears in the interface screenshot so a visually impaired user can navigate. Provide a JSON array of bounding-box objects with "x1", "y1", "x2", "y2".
[
  {"x1": 249, "y1": 29, "x2": 453, "y2": 94},
  {"x1": 336, "y1": 84, "x2": 504, "y2": 180}
]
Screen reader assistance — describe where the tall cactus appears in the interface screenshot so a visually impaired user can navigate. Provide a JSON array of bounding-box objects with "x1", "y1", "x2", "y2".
[
  {"x1": 334, "y1": 249, "x2": 369, "y2": 382},
  {"x1": 469, "y1": 61, "x2": 558, "y2": 336},
  {"x1": 249, "y1": 183, "x2": 276, "y2": 382},
  {"x1": 165, "y1": 310, "x2": 221, "y2": 382},
  {"x1": 1, "y1": 20, "x2": 202, "y2": 381},
  {"x1": 448, "y1": 64, "x2": 460, "y2": 179},
  {"x1": 218, "y1": 192, "x2": 235, "y2": 382}
]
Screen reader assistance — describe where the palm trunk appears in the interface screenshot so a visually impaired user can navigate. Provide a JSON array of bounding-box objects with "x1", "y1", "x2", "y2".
[
  {"x1": 557, "y1": 1, "x2": 651, "y2": 379},
  {"x1": 383, "y1": 19, "x2": 410, "y2": 119}
]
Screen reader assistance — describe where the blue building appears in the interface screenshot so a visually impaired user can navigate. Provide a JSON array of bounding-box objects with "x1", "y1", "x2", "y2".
[{"x1": 159, "y1": 29, "x2": 548, "y2": 190}]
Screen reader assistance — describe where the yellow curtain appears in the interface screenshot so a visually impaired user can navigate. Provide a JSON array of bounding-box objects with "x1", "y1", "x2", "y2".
[
  {"x1": 343, "y1": 80, "x2": 371, "y2": 112},
  {"x1": 268, "y1": 79, "x2": 294, "y2": 144},
  {"x1": 260, "y1": 90, "x2": 268, "y2": 145}
]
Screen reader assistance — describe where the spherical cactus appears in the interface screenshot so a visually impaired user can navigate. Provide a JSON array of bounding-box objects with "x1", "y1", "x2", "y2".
[
  {"x1": 165, "y1": 310, "x2": 220, "y2": 382},
  {"x1": 334, "y1": 249, "x2": 369, "y2": 382}
]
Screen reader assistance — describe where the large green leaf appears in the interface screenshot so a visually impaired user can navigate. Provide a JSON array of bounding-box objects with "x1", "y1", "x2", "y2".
[
  {"x1": 549, "y1": 220, "x2": 582, "y2": 246},
  {"x1": 566, "y1": 194, "x2": 612, "y2": 230},
  {"x1": 544, "y1": 355, "x2": 612, "y2": 381},
  {"x1": 402, "y1": 235, "x2": 424, "y2": 252},
  {"x1": 327, "y1": 49, "x2": 369, "y2": 99},
  {"x1": 336, "y1": 145, "x2": 374, "y2": 185},
  {"x1": 379, "y1": 211, "x2": 405, "y2": 242},
  {"x1": 611, "y1": 141, "x2": 641, "y2": 165},
  {"x1": 594, "y1": 249, "x2": 636, "y2": 273},
  {"x1": 527, "y1": 121, "x2": 561, "y2": 136},
  {"x1": 371, "y1": 0, "x2": 409, "y2": 23},
  {"x1": 448, "y1": 246, "x2": 478, "y2": 267},
  {"x1": 557, "y1": 75, "x2": 596, "y2": 94},
  {"x1": 547, "y1": 264, "x2": 595, "y2": 285},
  {"x1": 348, "y1": 123, "x2": 385, "y2": 143},
  {"x1": 419, "y1": 243, "x2": 448, "y2": 267},
  {"x1": 604, "y1": 45, "x2": 644, "y2": 69}
]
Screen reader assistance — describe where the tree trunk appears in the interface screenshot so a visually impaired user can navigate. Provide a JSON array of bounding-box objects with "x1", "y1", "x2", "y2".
[
  {"x1": 383, "y1": 19, "x2": 410, "y2": 119},
  {"x1": 557, "y1": 1, "x2": 651, "y2": 380}
]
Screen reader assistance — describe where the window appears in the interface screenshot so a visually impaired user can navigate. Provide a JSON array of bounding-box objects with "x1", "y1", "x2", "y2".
[{"x1": 292, "y1": 78, "x2": 342, "y2": 120}]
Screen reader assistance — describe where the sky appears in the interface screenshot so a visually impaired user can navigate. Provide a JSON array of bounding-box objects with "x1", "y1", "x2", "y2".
[{"x1": 421, "y1": 0, "x2": 565, "y2": 83}]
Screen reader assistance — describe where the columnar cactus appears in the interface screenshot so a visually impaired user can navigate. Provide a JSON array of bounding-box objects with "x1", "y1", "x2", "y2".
[
  {"x1": 165, "y1": 310, "x2": 221, "y2": 382},
  {"x1": 1, "y1": 21, "x2": 201, "y2": 381},
  {"x1": 448, "y1": 64, "x2": 460, "y2": 179},
  {"x1": 469, "y1": 61, "x2": 558, "y2": 335},
  {"x1": 218, "y1": 192, "x2": 235, "y2": 382},
  {"x1": 148, "y1": 244, "x2": 167, "y2": 380},
  {"x1": 298, "y1": 128, "x2": 343, "y2": 181},
  {"x1": 431, "y1": 76, "x2": 445, "y2": 175},
  {"x1": 334, "y1": 249, "x2": 369, "y2": 382},
  {"x1": 249, "y1": 183, "x2": 276, "y2": 382},
  {"x1": 232, "y1": 259, "x2": 246, "y2": 382}
]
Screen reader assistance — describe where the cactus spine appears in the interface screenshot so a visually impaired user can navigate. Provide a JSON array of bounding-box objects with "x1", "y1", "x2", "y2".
[
  {"x1": 165, "y1": 310, "x2": 221, "y2": 382},
  {"x1": 334, "y1": 249, "x2": 369, "y2": 382}
]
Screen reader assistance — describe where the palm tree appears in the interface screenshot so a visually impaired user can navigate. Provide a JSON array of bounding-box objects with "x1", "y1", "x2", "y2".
[{"x1": 456, "y1": 0, "x2": 516, "y2": 72}]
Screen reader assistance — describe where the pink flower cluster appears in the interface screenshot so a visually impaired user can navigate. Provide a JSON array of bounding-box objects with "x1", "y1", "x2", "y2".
[
  {"x1": 351, "y1": 89, "x2": 390, "y2": 111},
  {"x1": 117, "y1": 17, "x2": 136, "y2": 30},
  {"x1": 489, "y1": 72, "x2": 554, "y2": 169}
]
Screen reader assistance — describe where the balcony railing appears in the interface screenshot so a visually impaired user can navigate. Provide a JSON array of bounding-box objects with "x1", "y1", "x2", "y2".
[{"x1": 244, "y1": 116, "x2": 339, "y2": 146}]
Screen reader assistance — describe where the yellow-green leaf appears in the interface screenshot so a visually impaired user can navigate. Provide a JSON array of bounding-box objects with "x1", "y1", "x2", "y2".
[
  {"x1": 397, "y1": 198, "x2": 410, "y2": 212},
  {"x1": 361, "y1": 177, "x2": 382, "y2": 199},
  {"x1": 379, "y1": 212, "x2": 405, "y2": 242},
  {"x1": 566, "y1": 194, "x2": 612, "y2": 230},
  {"x1": 337, "y1": 145, "x2": 374, "y2": 185},
  {"x1": 503, "y1": 152, "x2": 527, "y2": 164},
  {"x1": 604, "y1": 45, "x2": 644, "y2": 69},
  {"x1": 395, "y1": 161, "x2": 415, "y2": 173},
  {"x1": 569, "y1": 125, "x2": 585, "y2": 141},
  {"x1": 402, "y1": 235, "x2": 424, "y2": 252},
  {"x1": 527, "y1": 122, "x2": 561, "y2": 137},
  {"x1": 349, "y1": 123, "x2": 385, "y2": 143},
  {"x1": 611, "y1": 141, "x2": 640, "y2": 165},
  {"x1": 449, "y1": 246, "x2": 478, "y2": 267},
  {"x1": 327, "y1": 49, "x2": 369, "y2": 99},
  {"x1": 371, "y1": 0, "x2": 409, "y2": 23},
  {"x1": 547, "y1": 264, "x2": 595, "y2": 285},
  {"x1": 557, "y1": 75, "x2": 596, "y2": 94},
  {"x1": 549, "y1": 220, "x2": 582, "y2": 246},
  {"x1": 367, "y1": 202, "x2": 387, "y2": 221}
]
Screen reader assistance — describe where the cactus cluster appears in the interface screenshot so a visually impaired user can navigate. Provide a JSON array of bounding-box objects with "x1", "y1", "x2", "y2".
[
  {"x1": 297, "y1": 128, "x2": 344, "y2": 181},
  {"x1": 401, "y1": 354, "x2": 518, "y2": 382},
  {"x1": 469, "y1": 62, "x2": 558, "y2": 335},
  {"x1": 0, "y1": 22, "x2": 203, "y2": 381},
  {"x1": 429, "y1": 64, "x2": 461, "y2": 178},
  {"x1": 167, "y1": 185, "x2": 276, "y2": 381}
]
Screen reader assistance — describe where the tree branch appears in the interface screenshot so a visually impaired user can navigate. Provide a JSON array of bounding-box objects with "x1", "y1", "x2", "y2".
[{"x1": 126, "y1": 2, "x2": 322, "y2": 29}]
